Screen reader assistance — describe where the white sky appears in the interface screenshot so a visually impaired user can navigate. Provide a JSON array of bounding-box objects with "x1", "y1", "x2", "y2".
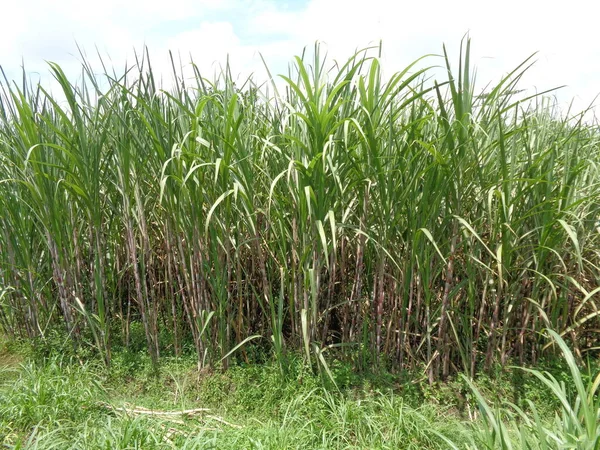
[{"x1": 1, "y1": 0, "x2": 598, "y2": 118}]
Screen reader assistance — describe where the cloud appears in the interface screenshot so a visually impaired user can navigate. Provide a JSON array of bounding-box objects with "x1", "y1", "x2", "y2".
[{"x1": 0, "y1": 0, "x2": 598, "y2": 116}]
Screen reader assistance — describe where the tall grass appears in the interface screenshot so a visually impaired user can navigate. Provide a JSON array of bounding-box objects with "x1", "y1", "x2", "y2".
[
  {"x1": 0, "y1": 40, "x2": 599, "y2": 378},
  {"x1": 449, "y1": 329, "x2": 600, "y2": 449}
]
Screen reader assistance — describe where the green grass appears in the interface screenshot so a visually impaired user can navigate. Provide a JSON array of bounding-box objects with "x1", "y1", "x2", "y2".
[
  {"x1": 1, "y1": 329, "x2": 599, "y2": 449},
  {"x1": 0, "y1": 341, "x2": 468, "y2": 449}
]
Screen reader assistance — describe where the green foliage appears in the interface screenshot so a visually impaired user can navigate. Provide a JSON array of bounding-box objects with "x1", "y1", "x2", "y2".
[
  {"x1": 2, "y1": 333, "x2": 599, "y2": 449},
  {"x1": 0, "y1": 357, "x2": 105, "y2": 446},
  {"x1": 450, "y1": 330, "x2": 600, "y2": 449},
  {"x1": 0, "y1": 348, "x2": 467, "y2": 449},
  {"x1": 1, "y1": 39, "x2": 599, "y2": 383}
]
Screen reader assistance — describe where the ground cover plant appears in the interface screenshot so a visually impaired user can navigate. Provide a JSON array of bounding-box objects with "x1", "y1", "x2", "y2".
[
  {"x1": 0, "y1": 334, "x2": 470, "y2": 448},
  {"x1": 0, "y1": 38, "x2": 600, "y2": 447},
  {"x1": 1, "y1": 329, "x2": 599, "y2": 448}
]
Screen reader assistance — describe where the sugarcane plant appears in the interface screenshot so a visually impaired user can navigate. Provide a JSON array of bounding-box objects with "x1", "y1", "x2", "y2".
[{"x1": 0, "y1": 39, "x2": 598, "y2": 378}]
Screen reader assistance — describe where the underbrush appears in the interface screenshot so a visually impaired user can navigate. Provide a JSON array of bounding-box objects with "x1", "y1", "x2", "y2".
[
  {"x1": 1, "y1": 330, "x2": 598, "y2": 449},
  {"x1": 0, "y1": 352, "x2": 465, "y2": 449}
]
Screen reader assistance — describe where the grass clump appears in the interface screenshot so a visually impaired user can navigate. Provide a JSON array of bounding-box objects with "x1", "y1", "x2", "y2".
[
  {"x1": 1, "y1": 361, "x2": 104, "y2": 424},
  {"x1": 450, "y1": 330, "x2": 600, "y2": 449},
  {"x1": 0, "y1": 357, "x2": 105, "y2": 446},
  {"x1": 1, "y1": 330, "x2": 599, "y2": 449},
  {"x1": 0, "y1": 347, "x2": 466, "y2": 449}
]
